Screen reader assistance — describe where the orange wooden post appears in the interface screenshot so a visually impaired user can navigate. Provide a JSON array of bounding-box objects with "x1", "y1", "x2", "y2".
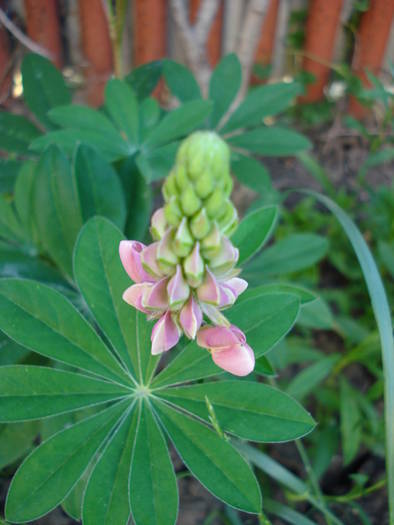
[
  {"x1": 349, "y1": 0, "x2": 394, "y2": 118},
  {"x1": 24, "y1": 0, "x2": 63, "y2": 68},
  {"x1": 300, "y1": 0, "x2": 343, "y2": 102},
  {"x1": 133, "y1": 0, "x2": 167, "y2": 66},
  {"x1": 0, "y1": 23, "x2": 12, "y2": 104},
  {"x1": 253, "y1": 0, "x2": 279, "y2": 82},
  {"x1": 190, "y1": 0, "x2": 223, "y2": 67},
  {"x1": 79, "y1": 0, "x2": 113, "y2": 106}
]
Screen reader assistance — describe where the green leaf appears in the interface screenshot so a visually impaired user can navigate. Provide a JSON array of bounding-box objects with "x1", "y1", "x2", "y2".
[
  {"x1": 62, "y1": 471, "x2": 89, "y2": 521},
  {"x1": 105, "y1": 78, "x2": 139, "y2": 147},
  {"x1": 297, "y1": 296, "x2": 334, "y2": 329},
  {"x1": 0, "y1": 421, "x2": 39, "y2": 470},
  {"x1": 378, "y1": 240, "x2": 394, "y2": 279},
  {"x1": 232, "y1": 205, "x2": 278, "y2": 264},
  {"x1": 49, "y1": 104, "x2": 121, "y2": 134},
  {"x1": 0, "y1": 278, "x2": 129, "y2": 385},
  {"x1": 125, "y1": 61, "x2": 163, "y2": 100},
  {"x1": 0, "y1": 159, "x2": 23, "y2": 194},
  {"x1": 157, "y1": 380, "x2": 315, "y2": 442},
  {"x1": 152, "y1": 292, "x2": 299, "y2": 387},
  {"x1": 244, "y1": 233, "x2": 328, "y2": 279},
  {"x1": 0, "y1": 113, "x2": 40, "y2": 154},
  {"x1": 340, "y1": 378, "x2": 362, "y2": 465},
  {"x1": 286, "y1": 356, "x2": 338, "y2": 401},
  {"x1": 21, "y1": 53, "x2": 71, "y2": 129},
  {"x1": 0, "y1": 366, "x2": 131, "y2": 422},
  {"x1": 5, "y1": 400, "x2": 129, "y2": 523},
  {"x1": 130, "y1": 401, "x2": 178, "y2": 525},
  {"x1": 74, "y1": 144, "x2": 126, "y2": 230},
  {"x1": 264, "y1": 498, "x2": 318, "y2": 525},
  {"x1": 0, "y1": 334, "x2": 30, "y2": 366},
  {"x1": 163, "y1": 59, "x2": 201, "y2": 102},
  {"x1": 221, "y1": 82, "x2": 302, "y2": 133},
  {"x1": 136, "y1": 141, "x2": 179, "y2": 182},
  {"x1": 227, "y1": 127, "x2": 312, "y2": 156},
  {"x1": 14, "y1": 160, "x2": 37, "y2": 243},
  {"x1": 118, "y1": 157, "x2": 152, "y2": 239},
  {"x1": 231, "y1": 153, "x2": 272, "y2": 193},
  {"x1": 144, "y1": 100, "x2": 212, "y2": 149},
  {"x1": 83, "y1": 406, "x2": 138, "y2": 525},
  {"x1": 33, "y1": 145, "x2": 83, "y2": 278},
  {"x1": 139, "y1": 97, "x2": 160, "y2": 140},
  {"x1": 239, "y1": 283, "x2": 317, "y2": 305},
  {"x1": 74, "y1": 217, "x2": 158, "y2": 382},
  {"x1": 255, "y1": 355, "x2": 276, "y2": 376},
  {"x1": 209, "y1": 54, "x2": 241, "y2": 128},
  {"x1": 30, "y1": 128, "x2": 131, "y2": 162},
  {"x1": 154, "y1": 400, "x2": 262, "y2": 513}
]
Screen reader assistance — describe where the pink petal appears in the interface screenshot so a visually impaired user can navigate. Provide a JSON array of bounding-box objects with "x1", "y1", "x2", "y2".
[
  {"x1": 119, "y1": 240, "x2": 155, "y2": 283},
  {"x1": 143, "y1": 277, "x2": 169, "y2": 311},
  {"x1": 167, "y1": 265, "x2": 190, "y2": 309},
  {"x1": 141, "y1": 242, "x2": 163, "y2": 279},
  {"x1": 150, "y1": 208, "x2": 167, "y2": 240},
  {"x1": 218, "y1": 284, "x2": 236, "y2": 308},
  {"x1": 224, "y1": 277, "x2": 248, "y2": 297},
  {"x1": 197, "y1": 324, "x2": 240, "y2": 350},
  {"x1": 183, "y1": 242, "x2": 204, "y2": 287},
  {"x1": 122, "y1": 283, "x2": 151, "y2": 313},
  {"x1": 179, "y1": 295, "x2": 202, "y2": 339},
  {"x1": 197, "y1": 267, "x2": 220, "y2": 305},
  {"x1": 151, "y1": 311, "x2": 181, "y2": 355},
  {"x1": 211, "y1": 343, "x2": 255, "y2": 376},
  {"x1": 210, "y1": 237, "x2": 239, "y2": 274}
]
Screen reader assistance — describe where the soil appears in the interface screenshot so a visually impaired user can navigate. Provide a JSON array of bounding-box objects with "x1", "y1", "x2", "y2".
[{"x1": 1, "y1": 122, "x2": 393, "y2": 524}]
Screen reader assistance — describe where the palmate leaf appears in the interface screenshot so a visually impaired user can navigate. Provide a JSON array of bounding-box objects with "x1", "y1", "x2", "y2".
[{"x1": 0, "y1": 215, "x2": 314, "y2": 524}]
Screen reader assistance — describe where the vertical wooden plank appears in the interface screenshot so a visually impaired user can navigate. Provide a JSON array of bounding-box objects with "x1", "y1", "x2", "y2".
[
  {"x1": 300, "y1": 0, "x2": 343, "y2": 102},
  {"x1": 190, "y1": 0, "x2": 223, "y2": 67},
  {"x1": 255, "y1": 0, "x2": 279, "y2": 66},
  {"x1": 24, "y1": 0, "x2": 63, "y2": 67},
  {"x1": 79, "y1": 0, "x2": 113, "y2": 106},
  {"x1": 349, "y1": 0, "x2": 394, "y2": 118},
  {"x1": 133, "y1": 0, "x2": 167, "y2": 66}
]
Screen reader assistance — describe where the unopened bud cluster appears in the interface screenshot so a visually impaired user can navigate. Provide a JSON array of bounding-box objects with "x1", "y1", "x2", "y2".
[{"x1": 119, "y1": 131, "x2": 255, "y2": 376}]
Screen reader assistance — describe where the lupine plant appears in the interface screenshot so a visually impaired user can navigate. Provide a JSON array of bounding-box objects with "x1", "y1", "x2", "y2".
[{"x1": 0, "y1": 52, "x2": 392, "y2": 525}]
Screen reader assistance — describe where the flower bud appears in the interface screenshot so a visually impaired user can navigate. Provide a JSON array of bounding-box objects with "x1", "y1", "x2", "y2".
[
  {"x1": 209, "y1": 236, "x2": 239, "y2": 275},
  {"x1": 150, "y1": 208, "x2": 167, "y2": 241},
  {"x1": 162, "y1": 172, "x2": 178, "y2": 202},
  {"x1": 157, "y1": 229, "x2": 178, "y2": 269},
  {"x1": 183, "y1": 242, "x2": 204, "y2": 287},
  {"x1": 201, "y1": 222, "x2": 221, "y2": 259},
  {"x1": 173, "y1": 217, "x2": 193, "y2": 257},
  {"x1": 164, "y1": 196, "x2": 182, "y2": 227},
  {"x1": 197, "y1": 266, "x2": 220, "y2": 305},
  {"x1": 151, "y1": 311, "x2": 181, "y2": 355},
  {"x1": 142, "y1": 278, "x2": 169, "y2": 311},
  {"x1": 194, "y1": 170, "x2": 214, "y2": 199},
  {"x1": 217, "y1": 200, "x2": 238, "y2": 235},
  {"x1": 141, "y1": 243, "x2": 163, "y2": 278},
  {"x1": 179, "y1": 295, "x2": 202, "y2": 339},
  {"x1": 205, "y1": 187, "x2": 224, "y2": 218},
  {"x1": 190, "y1": 208, "x2": 211, "y2": 240},
  {"x1": 167, "y1": 265, "x2": 190, "y2": 310},
  {"x1": 175, "y1": 164, "x2": 189, "y2": 191},
  {"x1": 180, "y1": 185, "x2": 201, "y2": 216}
]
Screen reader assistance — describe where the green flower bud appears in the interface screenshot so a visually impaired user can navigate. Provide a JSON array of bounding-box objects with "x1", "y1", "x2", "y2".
[
  {"x1": 180, "y1": 184, "x2": 201, "y2": 216},
  {"x1": 157, "y1": 230, "x2": 178, "y2": 270},
  {"x1": 201, "y1": 222, "x2": 221, "y2": 259},
  {"x1": 173, "y1": 218, "x2": 194, "y2": 257},
  {"x1": 223, "y1": 175, "x2": 233, "y2": 198},
  {"x1": 164, "y1": 196, "x2": 182, "y2": 226},
  {"x1": 205, "y1": 187, "x2": 224, "y2": 218},
  {"x1": 218, "y1": 200, "x2": 238, "y2": 234},
  {"x1": 183, "y1": 242, "x2": 204, "y2": 287},
  {"x1": 190, "y1": 208, "x2": 211, "y2": 239},
  {"x1": 162, "y1": 172, "x2": 178, "y2": 202},
  {"x1": 150, "y1": 208, "x2": 167, "y2": 241},
  {"x1": 194, "y1": 170, "x2": 214, "y2": 199},
  {"x1": 175, "y1": 164, "x2": 189, "y2": 191}
]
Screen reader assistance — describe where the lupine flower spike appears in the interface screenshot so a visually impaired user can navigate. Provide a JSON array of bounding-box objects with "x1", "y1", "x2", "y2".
[{"x1": 120, "y1": 131, "x2": 255, "y2": 376}]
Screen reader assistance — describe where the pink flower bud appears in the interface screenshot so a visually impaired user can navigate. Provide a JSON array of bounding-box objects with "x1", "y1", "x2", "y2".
[
  {"x1": 209, "y1": 237, "x2": 239, "y2": 275},
  {"x1": 167, "y1": 265, "x2": 190, "y2": 309},
  {"x1": 142, "y1": 277, "x2": 169, "y2": 311},
  {"x1": 119, "y1": 241, "x2": 155, "y2": 283},
  {"x1": 157, "y1": 229, "x2": 178, "y2": 268},
  {"x1": 151, "y1": 311, "x2": 181, "y2": 355},
  {"x1": 150, "y1": 208, "x2": 167, "y2": 241},
  {"x1": 197, "y1": 266, "x2": 220, "y2": 305},
  {"x1": 183, "y1": 242, "x2": 204, "y2": 287},
  {"x1": 140, "y1": 242, "x2": 164, "y2": 279},
  {"x1": 197, "y1": 325, "x2": 254, "y2": 376},
  {"x1": 122, "y1": 283, "x2": 152, "y2": 313},
  {"x1": 219, "y1": 277, "x2": 248, "y2": 307},
  {"x1": 224, "y1": 277, "x2": 248, "y2": 297},
  {"x1": 179, "y1": 295, "x2": 203, "y2": 339}
]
